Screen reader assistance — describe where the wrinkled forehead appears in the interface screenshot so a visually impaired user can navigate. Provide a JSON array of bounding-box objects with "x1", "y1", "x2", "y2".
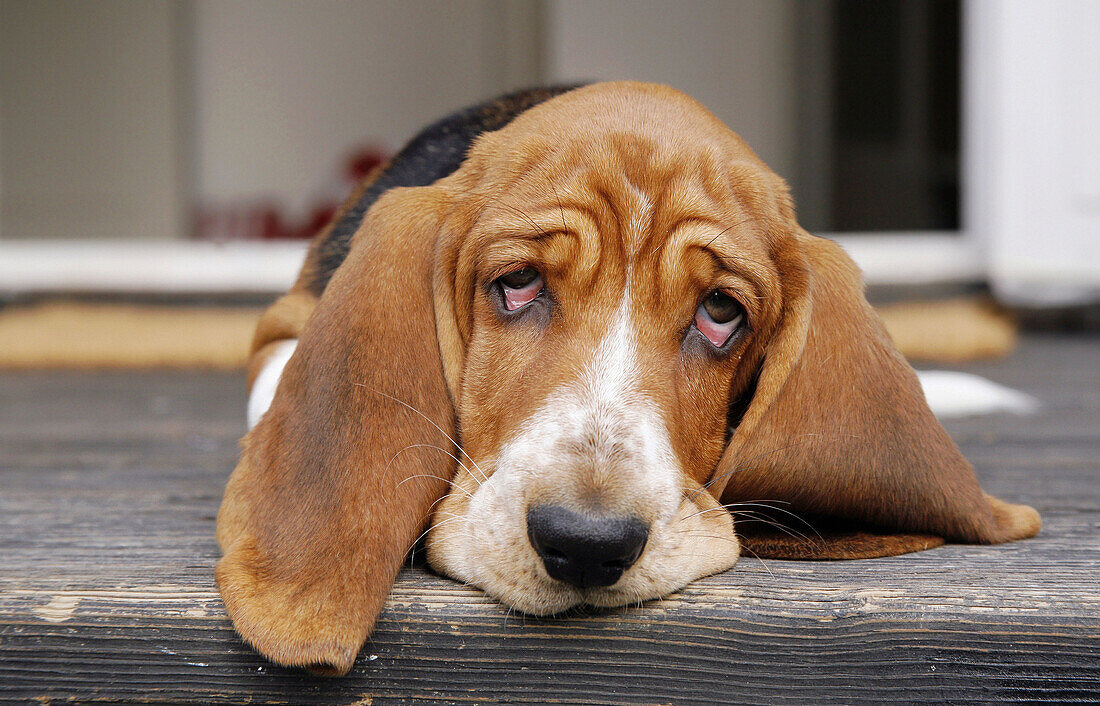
[
  {"x1": 465, "y1": 123, "x2": 778, "y2": 285},
  {"x1": 459, "y1": 84, "x2": 789, "y2": 242}
]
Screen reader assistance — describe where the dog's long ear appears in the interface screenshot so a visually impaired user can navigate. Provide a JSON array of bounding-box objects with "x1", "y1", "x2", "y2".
[
  {"x1": 712, "y1": 231, "x2": 1040, "y2": 559},
  {"x1": 216, "y1": 186, "x2": 457, "y2": 675}
]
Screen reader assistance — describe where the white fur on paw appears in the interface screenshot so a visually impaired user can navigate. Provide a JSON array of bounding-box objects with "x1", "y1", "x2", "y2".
[
  {"x1": 917, "y1": 370, "x2": 1039, "y2": 419},
  {"x1": 246, "y1": 339, "x2": 298, "y2": 429}
]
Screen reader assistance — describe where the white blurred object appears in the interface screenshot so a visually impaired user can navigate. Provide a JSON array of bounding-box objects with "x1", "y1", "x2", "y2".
[
  {"x1": 917, "y1": 370, "x2": 1039, "y2": 419},
  {"x1": 246, "y1": 339, "x2": 298, "y2": 430},
  {"x1": 967, "y1": 1, "x2": 1100, "y2": 306},
  {"x1": 0, "y1": 240, "x2": 307, "y2": 295}
]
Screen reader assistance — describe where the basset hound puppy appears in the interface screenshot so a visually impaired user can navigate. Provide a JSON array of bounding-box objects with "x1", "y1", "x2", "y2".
[{"x1": 216, "y1": 82, "x2": 1040, "y2": 675}]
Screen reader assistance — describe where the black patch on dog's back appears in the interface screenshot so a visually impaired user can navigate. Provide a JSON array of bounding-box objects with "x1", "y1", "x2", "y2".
[{"x1": 309, "y1": 84, "x2": 585, "y2": 295}]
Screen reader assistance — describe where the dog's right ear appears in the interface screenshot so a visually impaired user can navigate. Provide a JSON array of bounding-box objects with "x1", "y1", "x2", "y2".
[
  {"x1": 712, "y1": 230, "x2": 1039, "y2": 559},
  {"x1": 216, "y1": 186, "x2": 458, "y2": 675}
]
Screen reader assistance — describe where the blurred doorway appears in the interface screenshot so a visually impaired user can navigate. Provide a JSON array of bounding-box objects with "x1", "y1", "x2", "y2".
[{"x1": 796, "y1": 0, "x2": 960, "y2": 234}]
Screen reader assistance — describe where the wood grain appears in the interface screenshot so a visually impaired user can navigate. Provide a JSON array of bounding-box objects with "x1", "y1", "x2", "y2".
[{"x1": 1, "y1": 336, "x2": 1098, "y2": 704}]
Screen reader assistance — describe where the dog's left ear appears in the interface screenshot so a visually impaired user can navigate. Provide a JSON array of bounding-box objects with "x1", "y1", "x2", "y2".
[
  {"x1": 712, "y1": 229, "x2": 1040, "y2": 559},
  {"x1": 216, "y1": 186, "x2": 459, "y2": 674}
]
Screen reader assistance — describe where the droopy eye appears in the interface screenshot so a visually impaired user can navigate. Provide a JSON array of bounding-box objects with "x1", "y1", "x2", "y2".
[
  {"x1": 496, "y1": 267, "x2": 544, "y2": 311},
  {"x1": 694, "y1": 291, "x2": 745, "y2": 347}
]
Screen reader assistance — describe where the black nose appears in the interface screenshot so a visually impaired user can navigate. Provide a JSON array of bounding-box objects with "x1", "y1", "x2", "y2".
[{"x1": 526, "y1": 505, "x2": 649, "y2": 589}]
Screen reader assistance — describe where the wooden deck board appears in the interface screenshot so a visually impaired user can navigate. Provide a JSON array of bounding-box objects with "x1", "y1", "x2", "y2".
[{"x1": 1, "y1": 334, "x2": 1098, "y2": 704}]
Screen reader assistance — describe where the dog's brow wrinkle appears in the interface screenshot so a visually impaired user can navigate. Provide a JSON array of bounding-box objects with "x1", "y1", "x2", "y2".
[
  {"x1": 624, "y1": 185, "x2": 654, "y2": 259},
  {"x1": 593, "y1": 185, "x2": 626, "y2": 236}
]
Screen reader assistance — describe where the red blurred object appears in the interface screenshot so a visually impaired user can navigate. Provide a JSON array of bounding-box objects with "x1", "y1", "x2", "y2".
[
  {"x1": 192, "y1": 201, "x2": 288, "y2": 242},
  {"x1": 347, "y1": 149, "x2": 385, "y2": 182},
  {"x1": 192, "y1": 146, "x2": 388, "y2": 242}
]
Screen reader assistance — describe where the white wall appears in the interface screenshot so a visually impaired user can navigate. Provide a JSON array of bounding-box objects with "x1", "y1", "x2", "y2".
[
  {"x1": 191, "y1": 0, "x2": 534, "y2": 217},
  {"x1": 544, "y1": 0, "x2": 800, "y2": 187},
  {"x1": 0, "y1": 0, "x2": 186, "y2": 240},
  {"x1": 0, "y1": 0, "x2": 540, "y2": 240}
]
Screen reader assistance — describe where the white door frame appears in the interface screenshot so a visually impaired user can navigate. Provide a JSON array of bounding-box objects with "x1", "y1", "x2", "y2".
[{"x1": 963, "y1": 0, "x2": 1100, "y2": 306}]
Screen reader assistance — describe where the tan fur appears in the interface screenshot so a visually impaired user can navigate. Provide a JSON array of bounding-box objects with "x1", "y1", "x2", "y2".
[{"x1": 217, "y1": 82, "x2": 1039, "y2": 675}]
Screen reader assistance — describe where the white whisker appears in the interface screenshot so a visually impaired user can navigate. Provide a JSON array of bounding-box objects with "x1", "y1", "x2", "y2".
[
  {"x1": 354, "y1": 384, "x2": 491, "y2": 484},
  {"x1": 391, "y1": 444, "x2": 481, "y2": 490}
]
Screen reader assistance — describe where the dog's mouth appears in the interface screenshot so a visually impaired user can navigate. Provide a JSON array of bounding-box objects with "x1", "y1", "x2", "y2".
[{"x1": 425, "y1": 488, "x2": 741, "y2": 616}]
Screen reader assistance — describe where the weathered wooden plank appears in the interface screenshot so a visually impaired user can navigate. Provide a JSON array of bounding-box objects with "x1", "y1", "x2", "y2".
[
  {"x1": 2, "y1": 591, "x2": 1099, "y2": 704},
  {"x1": 1, "y1": 335, "x2": 1098, "y2": 703}
]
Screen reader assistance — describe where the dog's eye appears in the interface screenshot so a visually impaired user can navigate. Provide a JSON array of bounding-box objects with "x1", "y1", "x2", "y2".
[
  {"x1": 695, "y1": 291, "x2": 744, "y2": 347},
  {"x1": 497, "y1": 267, "x2": 544, "y2": 310}
]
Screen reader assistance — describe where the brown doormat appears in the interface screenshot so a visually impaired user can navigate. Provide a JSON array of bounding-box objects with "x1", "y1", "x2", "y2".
[
  {"x1": 0, "y1": 297, "x2": 1016, "y2": 369},
  {"x1": 0, "y1": 301, "x2": 262, "y2": 369},
  {"x1": 876, "y1": 297, "x2": 1017, "y2": 362}
]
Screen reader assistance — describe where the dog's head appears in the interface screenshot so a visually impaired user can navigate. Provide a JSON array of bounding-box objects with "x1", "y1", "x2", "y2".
[{"x1": 216, "y1": 82, "x2": 1039, "y2": 674}]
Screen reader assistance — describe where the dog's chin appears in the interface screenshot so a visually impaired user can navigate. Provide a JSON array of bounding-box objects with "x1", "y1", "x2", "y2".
[
  {"x1": 496, "y1": 588, "x2": 655, "y2": 616},
  {"x1": 463, "y1": 574, "x2": 681, "y2": 617}
]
